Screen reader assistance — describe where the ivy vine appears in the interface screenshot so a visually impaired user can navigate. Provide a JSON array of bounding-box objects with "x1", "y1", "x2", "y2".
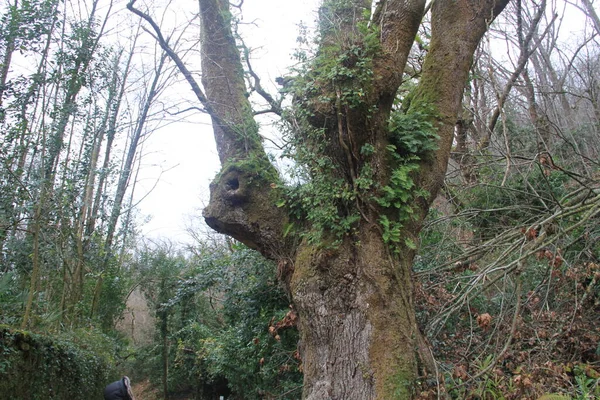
[{"x1": 275, "y1": 0, "x2": 439, "y2": 252}]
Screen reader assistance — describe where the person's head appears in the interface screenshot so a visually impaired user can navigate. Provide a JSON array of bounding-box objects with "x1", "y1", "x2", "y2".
[{"x1": 103, "y1": 376, "x2": 135, "y2": 400}]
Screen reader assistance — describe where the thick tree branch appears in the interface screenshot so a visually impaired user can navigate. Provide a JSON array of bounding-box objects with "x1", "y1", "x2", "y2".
[
  {"x1": 197, "y1": 0, "x2": 289, "y2": 257},
  {"x1": 580, "y1": 0, "x2": 600, "y2": 35},
  {"x1": 129, "y1": 0, "x2": 289, "y2": 258},
  {"x1": 412, "y1": 0, "x2": 511, "y2": 216},
  {"x1": 372, "y1": 0, "x2": 427, "y2": 108}
]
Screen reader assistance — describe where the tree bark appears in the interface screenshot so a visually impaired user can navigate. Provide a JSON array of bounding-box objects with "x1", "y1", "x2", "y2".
[{"x1": 197, "y1": 0, "x2": 290, "y2": 258}]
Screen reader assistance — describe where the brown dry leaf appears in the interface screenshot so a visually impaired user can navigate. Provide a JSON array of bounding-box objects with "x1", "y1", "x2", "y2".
[
  {"x1": 453, "y1": 364, "x2": 468, "y2": 380},
  {"x1": 535, "y1": 250, "x2": 546, "y2": 260},
  {"x1": 513, "y1": 374, "x2": 522, "y2": 385},
  {"x1": 477, "y1": 313, "x2": 493, "y2": 330},
  {"x1": 525, "y1": 227, "x2": 538, "y2": 241},
  {"x1": 551, "y1": 254, "x2": 564, "y2": 268}
]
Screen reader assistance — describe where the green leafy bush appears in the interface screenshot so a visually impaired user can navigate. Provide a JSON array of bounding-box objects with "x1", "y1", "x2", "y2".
[
  {"x1": 0, "y1": 326, "x2": 119, "y2": 399},
  {"x1": 125, "y1": 243, "x2": 302, "y2": 399}
]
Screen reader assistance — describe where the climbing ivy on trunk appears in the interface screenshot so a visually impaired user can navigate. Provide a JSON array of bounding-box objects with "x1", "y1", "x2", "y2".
[{"x1": 129, "y1": 0, "x2": 511, "y2": 397}]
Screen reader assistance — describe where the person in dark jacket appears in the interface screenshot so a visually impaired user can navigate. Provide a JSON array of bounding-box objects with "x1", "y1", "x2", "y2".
[{"x1": 104, "y1": 376, "x2": 135, "y2": 400}]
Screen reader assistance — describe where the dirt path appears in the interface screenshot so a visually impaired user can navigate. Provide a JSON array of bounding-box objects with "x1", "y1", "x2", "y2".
[
  {"x1": 131, "y1": 379, "x2": 195, "y2": 400},
  {"x1": 131, "y1": 379, "x2": 162, "y2": 400}
]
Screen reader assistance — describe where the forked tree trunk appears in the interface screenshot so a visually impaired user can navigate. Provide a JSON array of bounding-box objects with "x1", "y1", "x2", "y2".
[{"x1": 130, "y1": 0, "x2": 510, "y2": 397}]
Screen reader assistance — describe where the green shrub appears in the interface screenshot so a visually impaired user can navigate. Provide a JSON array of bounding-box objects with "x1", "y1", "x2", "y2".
[{"x1": 0, "y1": 326, "x2": 118, "y2": 399}]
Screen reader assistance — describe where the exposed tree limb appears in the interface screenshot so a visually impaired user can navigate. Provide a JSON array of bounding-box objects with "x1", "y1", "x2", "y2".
[{"x1": 236, "y1": 29, "x2": 282, "y2": 116}]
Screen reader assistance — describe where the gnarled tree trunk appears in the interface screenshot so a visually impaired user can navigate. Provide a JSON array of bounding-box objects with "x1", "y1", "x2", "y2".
[{"x1": 129, "y1": 0, "x2": 510, "y2": 397}]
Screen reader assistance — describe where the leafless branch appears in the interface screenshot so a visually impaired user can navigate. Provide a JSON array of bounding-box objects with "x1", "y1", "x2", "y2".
[
  {"x1": 236, "y1": 29, "x2": 283, "y2": 116},
  {"x1": 482, "y1": 1, "x2": 555, "y2": 147},
  {"x1": 127, "y1": 0, "x2": 215, "y2": 118}
]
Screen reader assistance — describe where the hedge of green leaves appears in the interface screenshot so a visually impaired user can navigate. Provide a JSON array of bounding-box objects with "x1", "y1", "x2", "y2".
[{"x1": 0, "y1": 326, "x2": 118, "y2": 399}]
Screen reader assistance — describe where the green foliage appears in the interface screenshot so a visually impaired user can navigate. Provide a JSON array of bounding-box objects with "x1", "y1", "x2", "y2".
[
  {"x1": 273, "y1": 5, "x2": 389, "y2": 247},
  {"x1": 0, "y1": 0, "x2": 58, "y2": 56},
  {"x1": 372, "y1": 108, "x2": 438, "y2": 251},
  {"x1": 280, "y1": 85, "x2": 439, "y2": 250},
  {"x1": 0, "y1": 271, "x2": 26, "y2": 326},
  {"x1": 283, "y1": 169, "x2": 361, "y2": 246},
  {"x1": 388, "y1": 108, "x2": 439, "y2": 156},
  {"x1": 291, "y1": 10, "x2": 380, "y2": 114},
  {"x1": 0, "y1": 326, "x2": 119, "y2": 399},
  {"x1": 0, "y1": 0, "x2": 153, "y2": 335},
  {"x1": 413, "y1": 208, "x2": 467, "y2": 274},
  {"x1": 95, "y1": 260, "x2": 134, "y2": 332},
  {"x1": 192, "y1": 245, "x2": 301, "y2": 399},
  {"x1": 463, "y1": 167, "x2": 569, "y2": 240},
  {"x1": 128, "y1": 242, "x2": 301, "y2": 399},
  {"x1": 571, "y1": 364, "x2": 600, "y2": 400}
]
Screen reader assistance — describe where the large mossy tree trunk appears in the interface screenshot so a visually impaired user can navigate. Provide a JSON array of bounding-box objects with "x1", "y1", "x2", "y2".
[
  {"x1": 201, "y1": 0, "x2": 511, "y2": 398},
  {"x1": 131, "y1": 0, "x2": 510, "y2": 397}
]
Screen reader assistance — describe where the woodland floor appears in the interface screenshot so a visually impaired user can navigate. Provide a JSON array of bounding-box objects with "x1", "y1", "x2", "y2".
[{"x1": 131, "y1": 380, "x2": 195, "y2": 400}]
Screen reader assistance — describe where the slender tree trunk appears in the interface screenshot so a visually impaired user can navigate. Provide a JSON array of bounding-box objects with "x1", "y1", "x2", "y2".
[
  {"x1": 90, "y1": 52, "x2": 166, "y2": 319},
  {"x1": 87, "y1": 30, "x2": 138, "y2": 237},
  {"x1": 67, "y1": 51, "x2": 125, "y2": 324},
  {"x1": 160, "y1": 308, "x2": 169, "y2": 399},
  {"x1": 21, "y1": 0, "x2": 111, "y2": 329},
  {"x1": 104, "y1": 53, "x2": 166, "y2": 257},
  {"x1": 117, "y1": 141, "x2": 143, "y2": 270},
  {"x1": 0, "y1": 0, "x2": 57, "y2": 262},
  {"x1": 453, "y1": 87, "x2": 479, "y2": 184},
  {"x1": 21, "y1": 199, "x2": 43, "y2": 329},
  {"x1": 0, "y1": 0, "x2": 18, "y2": 110},
  {"x1": 522, "y1": 68, "x2": 552, "y2": 152}
]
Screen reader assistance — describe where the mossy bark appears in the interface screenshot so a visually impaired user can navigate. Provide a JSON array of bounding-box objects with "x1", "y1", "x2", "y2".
[
  {"x1": 411, "y1": 0, "x2": 512, "y2": 216},
  {"x1": 199, "y1": 0, "x2": 290, "y2": 259},
  {"x1": 291, "y1": 223, "x2": 430, "y2": 399}
]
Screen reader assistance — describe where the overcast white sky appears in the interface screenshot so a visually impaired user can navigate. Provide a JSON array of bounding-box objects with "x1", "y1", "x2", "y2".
[{"x1": 135, "y1": 0, "x2": 320, "y2": 243}]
